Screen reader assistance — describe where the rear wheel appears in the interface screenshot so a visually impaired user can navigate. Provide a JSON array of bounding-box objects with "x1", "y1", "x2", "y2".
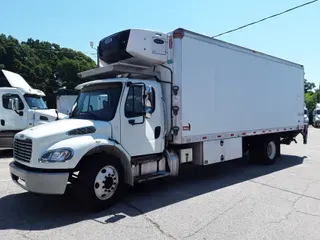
[
  {"x1": 262, "y1": 139, "x2": 278, "y2": 164},
  {"x1": 249, "y1": 136, "x2": 280, "y2": 165},
  {"x1": 74, "y1": 153, "x2": 125, "y2": 212}
]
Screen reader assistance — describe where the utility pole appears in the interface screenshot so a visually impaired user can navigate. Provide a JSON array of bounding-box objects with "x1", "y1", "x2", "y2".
[{"x1": 90, "y1": 41, "x2": 99, "y2": 67}]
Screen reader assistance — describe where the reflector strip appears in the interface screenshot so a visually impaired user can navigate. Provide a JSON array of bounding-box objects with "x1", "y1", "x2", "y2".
[{"x1": 180, "y1": 125, "x2": 300, "y2": 144}]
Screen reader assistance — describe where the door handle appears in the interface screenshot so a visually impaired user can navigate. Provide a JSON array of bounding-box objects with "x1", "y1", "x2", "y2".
[
  {"x1": 154, "y1": 126, "x2": 161, "y2": 139},
  {"x1": 0, "y1": 119, "x2": 4, "y2": 126}
]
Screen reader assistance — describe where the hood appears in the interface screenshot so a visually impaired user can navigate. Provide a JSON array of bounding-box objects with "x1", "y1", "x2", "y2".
[
  {"x1": 1, "y1": 69, "x2": 45, "y2": 96},
  {"x1": 17, "y1": 118, "x2": 112, "y2": 141},
  {"x1": 34, "y1": 109, "x2": 68, "y2": 123}
]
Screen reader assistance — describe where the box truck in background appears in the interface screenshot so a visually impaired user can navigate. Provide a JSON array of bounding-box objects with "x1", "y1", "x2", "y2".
[
  {"x1": 304, "y1": 103, "x2": 309, "y2": 125},
  {"x1": 9, "y1": 28, "x2": 308, "y2": 211},
  {"x1": 56, "y1": 88, "x2": 78, "y2": 115},
  {"x1": 0, "y1": 69, "x2": 68, "y2": 149},
  {"x1": 313, "y1": 103, "x2": 320, "y2": 127}
]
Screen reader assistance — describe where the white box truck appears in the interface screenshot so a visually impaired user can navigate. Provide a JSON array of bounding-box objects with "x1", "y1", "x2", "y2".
[
  {"x1": 56, "y1": 89, "x2": 78, "y2": 115},
  {"x1": 9, "y1": 28, "x2": 308, "y2": 211},
  {"x1": 312, "y1": 103, "x2": 320, "y2": 127},
  {"x1": 0, "y1": 69, "x2": 68, "y2": 149}
]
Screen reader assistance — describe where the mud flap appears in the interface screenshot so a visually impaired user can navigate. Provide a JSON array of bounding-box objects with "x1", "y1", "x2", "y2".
[{"x1": 303, "y1": 124, "x2": 308, "y2": 144}]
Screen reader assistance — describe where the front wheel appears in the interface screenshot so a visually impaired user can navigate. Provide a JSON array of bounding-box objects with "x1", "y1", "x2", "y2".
[{"x1": 74, "y1": 154, "x2": 125, "y2": 212}]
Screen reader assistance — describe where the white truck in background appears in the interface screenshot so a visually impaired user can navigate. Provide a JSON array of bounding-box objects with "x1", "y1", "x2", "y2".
[
  {"x1": 56, "y1": 89, "x2": 78, "y2": 115},
  {"x1": 312, "y1": 103, "x2": 320, "y2": 127},
  {"x1": 304, "y1": 104, "x2": 309, "y2": 125},
  {"x1": 9, "y1": 28, "x2": 308, "y2": 211},
  {"x1": 0, "y1": 69, "x2": 68, "y2": 149}
]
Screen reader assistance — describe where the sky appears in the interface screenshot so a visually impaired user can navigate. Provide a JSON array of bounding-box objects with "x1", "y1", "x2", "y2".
[{"x1": 1, "y1": 0, "x2": 319, "y2": 85}]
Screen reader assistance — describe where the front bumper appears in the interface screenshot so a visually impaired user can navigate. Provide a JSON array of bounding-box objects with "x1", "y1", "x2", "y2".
[{"x1": 9, "y1": 161, "x2": 69, "y2": 195}]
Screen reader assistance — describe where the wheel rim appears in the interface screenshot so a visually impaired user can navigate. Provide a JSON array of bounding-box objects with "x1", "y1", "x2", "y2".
[
  {"x1": 94, "y1": 165, "x2": 119, "y2": 200},
  {"x1": 266, "y1": 141, "x2": 276, "y2": 160}
]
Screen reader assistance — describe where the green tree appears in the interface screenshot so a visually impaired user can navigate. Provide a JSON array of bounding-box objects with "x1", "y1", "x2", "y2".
[
  {"x1": 0, "y1": 34, "x2": 96, "y2": 108},
  {"x1": 304, "y1": 79, "x2": 319, "y2": 119},
  {"x1": 304, "y1": 79, "x2": 316, "y2": 94}
]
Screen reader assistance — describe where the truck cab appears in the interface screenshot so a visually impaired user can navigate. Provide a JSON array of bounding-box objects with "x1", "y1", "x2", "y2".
[
  {"x1": 313, "y1": 104, "x2": 320, "y2": 128},
  {"x1": 71, "y1": 77, "x2": 164, "y2": 156},
  {"x1": 9, "y1": 29, "x2": 172, "y2": 210},
  {"x1": 0, "y1": 69, "x2": 68, "y2": 149}
]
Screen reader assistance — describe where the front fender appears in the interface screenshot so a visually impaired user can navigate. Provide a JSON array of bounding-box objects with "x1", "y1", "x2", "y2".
[
  {"x1": 44, "y1": 135, "x2": 133, "y2": 185},
  {"x1": 42, "y1": 135, "x2": 107, "y2": 169}
]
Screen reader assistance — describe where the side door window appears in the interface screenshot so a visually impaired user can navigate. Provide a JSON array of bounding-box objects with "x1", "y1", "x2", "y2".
[
  {"x1": 1, "y1": 93, "x2": 27, "y2": 131},
  {"x1": 124, "y1": 85, "x2": 156, "y2": 119},
  {"x1": 2, "y1": 94, "x2": 24, "y2": 111},
  {"x1": 145, "y1": 85, "x2": 156, "y2": 117},
  {"x1": 125, "y1": 85, "x2": 144, "y2": 118}
]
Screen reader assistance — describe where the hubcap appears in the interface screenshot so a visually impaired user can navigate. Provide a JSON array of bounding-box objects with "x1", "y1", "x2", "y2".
[
  {"x1": 94, "y1": 165, "x2": 119, "y2": 200},
  {"x1": 266, "y1": 141, "x2": 276, "y2": 160}
]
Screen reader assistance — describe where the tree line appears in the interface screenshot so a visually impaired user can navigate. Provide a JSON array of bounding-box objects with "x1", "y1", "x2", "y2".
[
  {"x1": 305, "y1": 79, "x2": 320, "y2": 111},
  {"x1": 0, "y1": 34, "x2": 96, "y2": 108}
]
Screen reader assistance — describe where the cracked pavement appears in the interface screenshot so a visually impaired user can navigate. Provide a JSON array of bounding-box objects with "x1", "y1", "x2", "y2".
[{"x1": 1, "y1": 127, "x2": 320, "y2": 240}]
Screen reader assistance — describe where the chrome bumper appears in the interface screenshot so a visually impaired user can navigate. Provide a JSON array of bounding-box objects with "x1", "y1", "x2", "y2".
[{"x1": 9, "y1": 161, "x2": 69, "y2": 195}]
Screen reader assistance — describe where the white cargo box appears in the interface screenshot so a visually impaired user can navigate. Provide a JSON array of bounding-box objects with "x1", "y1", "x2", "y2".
[{"x1": 170, "y1": 29, "x2": 305, "y2": 144}]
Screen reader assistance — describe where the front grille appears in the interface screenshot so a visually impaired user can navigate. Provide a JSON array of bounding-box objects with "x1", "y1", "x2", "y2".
[{"x1": 13, "y1": 138, "x2": 33, "y2": 163}]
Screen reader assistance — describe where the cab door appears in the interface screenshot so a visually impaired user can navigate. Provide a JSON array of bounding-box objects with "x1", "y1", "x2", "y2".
[
  {"x1": 120, "y1": 81, "x2": 164, "y2": 157},
  {"x1": 0, "y1": 90, "x2": 28, "y2": 148}
]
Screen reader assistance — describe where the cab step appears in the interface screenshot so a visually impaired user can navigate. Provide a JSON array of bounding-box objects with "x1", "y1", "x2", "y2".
[
  {"x1": 131, "y1": 153, "x2": 163, "y2": 165},
  {"x1": 134, "y1": 171, "x2": 170, "y2": 183}
]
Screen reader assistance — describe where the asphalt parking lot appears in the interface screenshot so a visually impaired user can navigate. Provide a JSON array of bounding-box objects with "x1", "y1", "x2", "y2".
[{"x1": 0, "y1": 127, "x2": 319, "y2": 240}]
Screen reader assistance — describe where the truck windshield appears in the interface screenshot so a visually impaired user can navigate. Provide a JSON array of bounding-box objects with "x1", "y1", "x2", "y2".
[
  {"x1": 24, "y1": 94, "x2": 48, "y2": 109},
  {"x1": 317, "y1": 110, "x2": 320, "y2": 115},
  {"x1": 304, "y1": 110, "x2": 308, "y2": 114},
  {"x1": 70, "y1": 82, "x2": 122, "y2": 121}
]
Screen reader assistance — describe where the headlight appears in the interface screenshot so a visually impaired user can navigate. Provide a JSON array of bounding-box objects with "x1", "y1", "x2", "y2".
[{"x1": 39, "y1": 148, "x2": 73, "y2": 163}]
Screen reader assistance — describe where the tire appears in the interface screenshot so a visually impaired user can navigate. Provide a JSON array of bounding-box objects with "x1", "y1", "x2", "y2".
[
  {"x1": 74, "y1": 153, "x2": 125, "y2": 212},
  {"x1": 260, "y1": 138, "x2": 280, "y2": 165},
  {"x1": 249, "y1": 137, "x2": 280, "y2": 165}
]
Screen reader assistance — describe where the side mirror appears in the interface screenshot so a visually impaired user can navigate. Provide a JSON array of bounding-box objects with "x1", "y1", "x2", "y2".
[
  {"x1": 10, "y1": 97, "x2": 20, "y2": 111},
  {"x1": 144, "y1": 85, "x2": 154, "y2": 119}
]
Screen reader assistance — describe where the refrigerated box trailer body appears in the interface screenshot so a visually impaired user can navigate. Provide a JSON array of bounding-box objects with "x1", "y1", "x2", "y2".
[
  {"x1": 9, "y1": 28, "x2": 308, "y2": 211},
  {"x1": 168, "y1": 29, "x2": 305, "y2": 145}
]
